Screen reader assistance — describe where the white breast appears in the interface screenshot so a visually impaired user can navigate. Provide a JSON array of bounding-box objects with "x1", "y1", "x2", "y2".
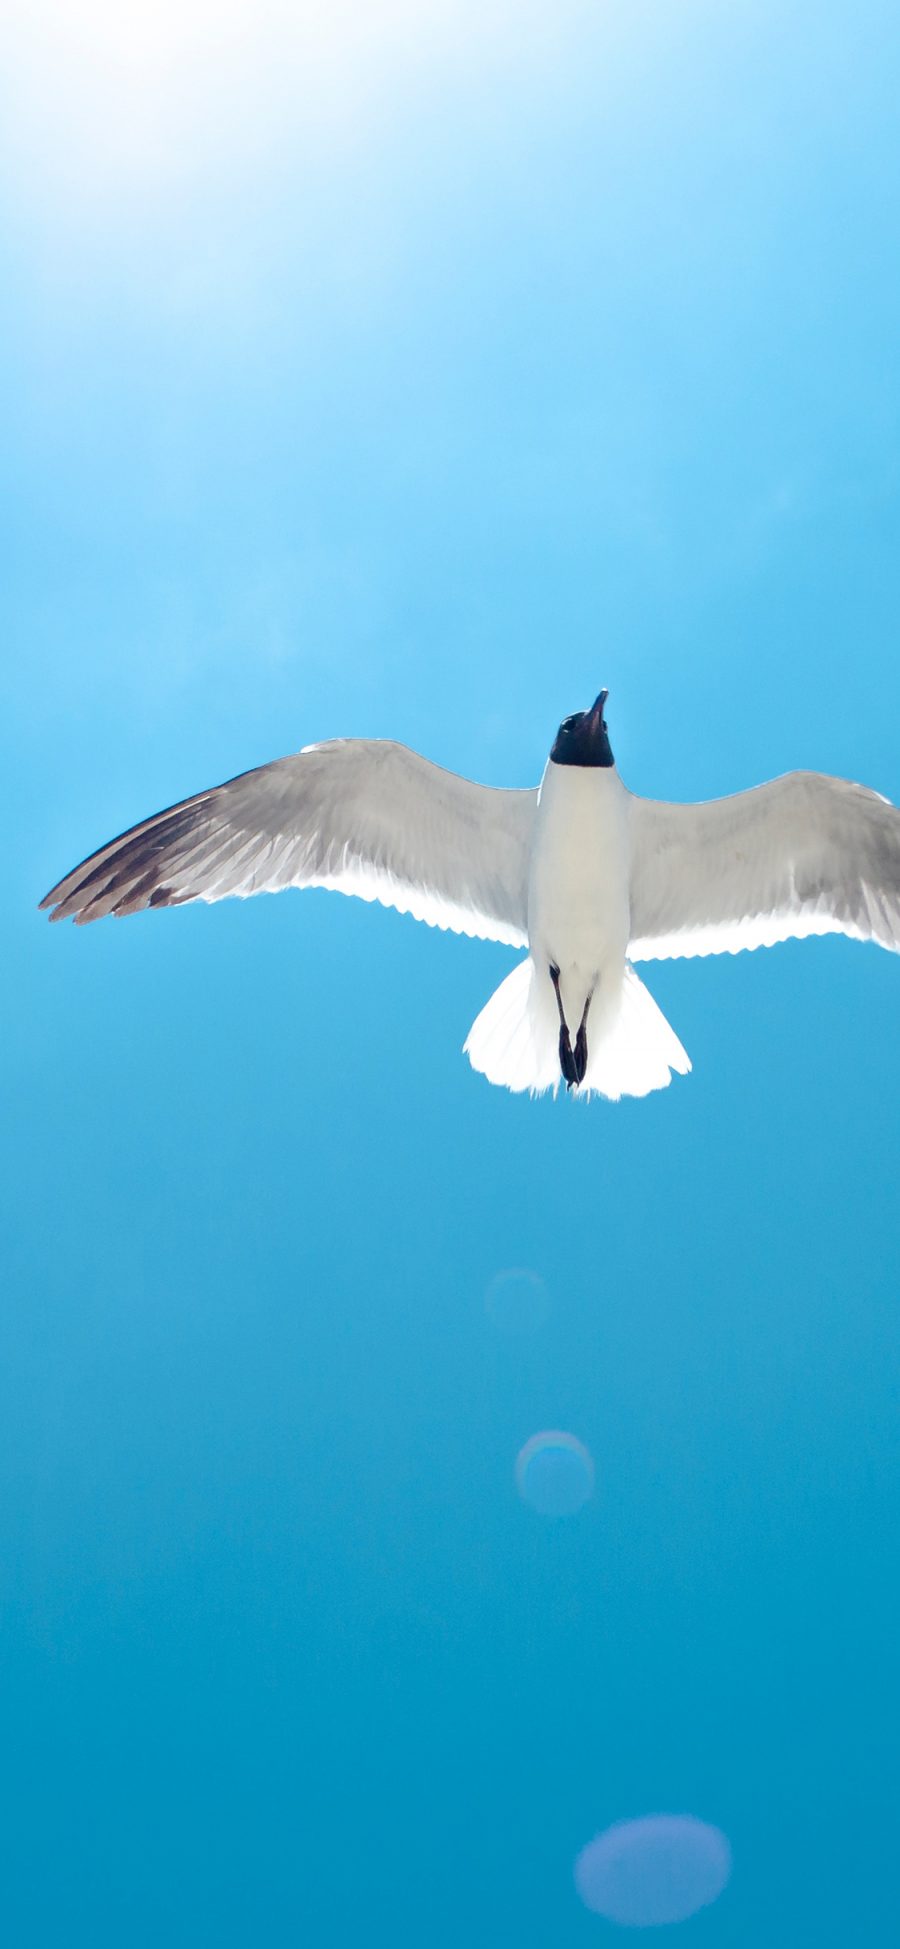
[{"x1": 527, "y1": 761, "x2": 630, "y2": 1022}]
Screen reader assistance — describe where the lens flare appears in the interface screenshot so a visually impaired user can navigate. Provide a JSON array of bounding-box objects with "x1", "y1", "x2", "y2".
[
  {"x1": 515, "y1": 1430, "x2": 594, "y2": 1516},
  {"x1": 574, "y1": 1814, "x2": 732, "y2": 1928}
]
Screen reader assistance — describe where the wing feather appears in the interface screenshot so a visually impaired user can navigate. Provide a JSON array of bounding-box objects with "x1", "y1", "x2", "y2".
[
  {"x1": 628, "y1": 770, "x2": 900, "y2": 960},
  {"x1": 42, "y1": 739, "x2": 536, "y2": 947}
]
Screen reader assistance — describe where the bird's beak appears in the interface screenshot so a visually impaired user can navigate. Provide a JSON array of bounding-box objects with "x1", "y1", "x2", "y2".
[{"x1": 589, "y1": 689, "x2": 609, "y2": 726}]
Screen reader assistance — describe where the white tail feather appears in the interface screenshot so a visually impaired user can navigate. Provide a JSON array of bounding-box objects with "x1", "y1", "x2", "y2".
[
  {"x1": 463, "y1": 958, "x2": 559, "y2": 1095},
  {"x1": 582, "y1": 965, "x2": 691, "y2": 1099},
  {"x1": 464, "y1": 958, "x2": 691, "y2": 1101}
]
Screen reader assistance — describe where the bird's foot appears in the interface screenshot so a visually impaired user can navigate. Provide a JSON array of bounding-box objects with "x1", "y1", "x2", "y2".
[
  {"x1": 573, "y1": 1021, "x2": 589, "y2": 1086},
  {"x1": 559, "y1": 1024, "x2": 579, "y2": 1090},
  {"x1": 552, "y1": 963, "x2": 592, "y2": 1090},
  {"x1": 571, "y1": 987, "x2": 593, "y2": 1088}
]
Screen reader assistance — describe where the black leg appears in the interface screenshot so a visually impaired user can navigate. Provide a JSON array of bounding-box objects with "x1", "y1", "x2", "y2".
[
  {"x1": 550, "y1": 964, "x2": 579, "y2": 1090},
  {"x1": 559, "y1": 1025, "x2": 579, "y2": 1088},
  {"x1": 573, "y1": 990, "x2": 593, "y2": 1087}
]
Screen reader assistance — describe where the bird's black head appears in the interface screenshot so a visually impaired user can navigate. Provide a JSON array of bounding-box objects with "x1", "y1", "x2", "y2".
[{"x1": 550, "y1": 690, "x2": 613, "y2": 768}]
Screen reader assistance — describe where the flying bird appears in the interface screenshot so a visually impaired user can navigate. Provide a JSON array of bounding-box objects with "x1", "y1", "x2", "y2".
[{"x1": 41, "y1": 692, "x2": 900, "y2": 1100}]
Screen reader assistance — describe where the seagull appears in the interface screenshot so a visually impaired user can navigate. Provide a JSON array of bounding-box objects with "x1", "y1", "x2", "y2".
[{"x1": 41, "y1": 691, "x2": 900, "y2": 1100}]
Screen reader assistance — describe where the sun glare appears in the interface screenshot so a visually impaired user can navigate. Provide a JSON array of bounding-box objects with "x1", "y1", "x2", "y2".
[{"x1": 3, "y1": 0, "x2": 552, "y2": 218}]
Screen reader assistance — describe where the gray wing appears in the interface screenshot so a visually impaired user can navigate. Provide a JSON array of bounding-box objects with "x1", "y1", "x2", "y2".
[
  {"x1": 42, "y1": 738, "x2": 537, "y2": 948},
  {"x1": 627, "y1": 770, "x2": 900, "y2": 960}
]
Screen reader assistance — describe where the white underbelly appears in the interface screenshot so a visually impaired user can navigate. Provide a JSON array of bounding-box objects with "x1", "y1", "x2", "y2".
[
  {"x1": 533, "y1": 870, "x2": 623, "y2": 967},
  {"x1": 527, "y1": 761, "x2": 630, "y2": 1024}
]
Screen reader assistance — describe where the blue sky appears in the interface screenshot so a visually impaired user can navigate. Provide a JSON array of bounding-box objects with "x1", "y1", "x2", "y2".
[{"x1": 3, "y1": 1, "x2": 900, "y2": 1942}]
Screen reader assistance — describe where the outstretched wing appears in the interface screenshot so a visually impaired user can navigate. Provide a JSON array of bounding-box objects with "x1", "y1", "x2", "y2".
[
  {"x1": 627, "y1": 770, "x2": 900, "y2": 960},
  {"x1": 42, "y1": 738, "x2": 537, "y2": 948}
]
